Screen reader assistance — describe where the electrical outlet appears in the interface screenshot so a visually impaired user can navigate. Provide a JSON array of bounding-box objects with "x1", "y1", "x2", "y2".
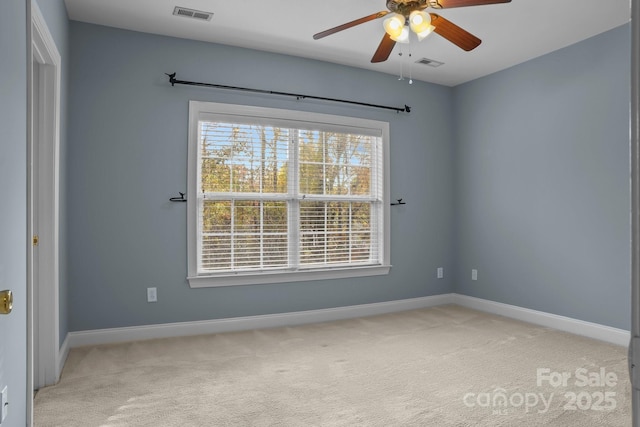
[
  {"x1": 147, "y1": 287, "x2": 157, "y2": 303},
  {"x1": 471, "y1": 269, "x2": 478, "y2": 281},
  {"x1": 1, "y1": 385, "x2": 8, "y2": 424},
  {"x1": 437, "y1": 267, "x2": 444, "y2": 279}
]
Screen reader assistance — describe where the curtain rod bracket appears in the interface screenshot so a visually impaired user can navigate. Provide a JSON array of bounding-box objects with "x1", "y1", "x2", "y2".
[{"x1": 170, "y1": 191, "x2": 187, "y2": 202}]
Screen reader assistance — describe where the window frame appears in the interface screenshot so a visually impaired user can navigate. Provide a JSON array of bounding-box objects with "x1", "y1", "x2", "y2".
[{"x1": 187, "y1": 101, "x2": 391, "y2": 288}]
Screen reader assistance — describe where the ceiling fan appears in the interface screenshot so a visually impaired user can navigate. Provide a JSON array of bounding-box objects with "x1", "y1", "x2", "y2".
[{"x1": 313, "y1": 0, "x2": 512, "y2": 63}]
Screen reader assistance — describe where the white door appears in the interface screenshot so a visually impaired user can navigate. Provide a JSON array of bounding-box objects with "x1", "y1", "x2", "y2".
[
  {"x1": 631, "y1": 0, "x2": 640, "y2": 425},
  {"x1": 30, "y1": 3, "x2": 61, "y2": 391},
  {"x1": 0, "y1": 1, "x2": 29, "y2": 425}
]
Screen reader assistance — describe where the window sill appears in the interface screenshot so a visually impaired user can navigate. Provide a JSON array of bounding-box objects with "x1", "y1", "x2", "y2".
[{"x1": 187, "y1": 265, "x2": 392, "y2": 288}]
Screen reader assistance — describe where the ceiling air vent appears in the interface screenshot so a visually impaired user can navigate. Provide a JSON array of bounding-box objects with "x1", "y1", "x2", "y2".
[
  {"x1": 172, "y1": 6, "x2": 213, "y2": 21},
  {"x1": 416, "y1": 58, "x2": 444, "y2": 67}
]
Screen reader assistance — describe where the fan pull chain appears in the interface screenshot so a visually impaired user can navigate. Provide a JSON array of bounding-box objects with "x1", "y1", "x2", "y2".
[
  {"x1": 398, "y1": 45, "x2": 405, "y2": 81},
  {"x1": 408, "y1": 37, "x2": 413, "y2": 85},
  {"x1": 409, "y1": 52, "x2": 413, "y2": 85},
  {"x1": 397, "y1": 39, "x2": 413, "y2": 84}
]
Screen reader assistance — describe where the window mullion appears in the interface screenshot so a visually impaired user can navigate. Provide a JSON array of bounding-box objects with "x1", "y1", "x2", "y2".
[
  {"x1": 324, "y1": 202, "x2": 328, "y2": 265},
  {"x1": 289, "y1": 129, "x2": 300, "y2": 269},
  {"x1": 230, "y1": 200, "x2": 235, "y2": 270},
  {"x1": 349, "y1": 202, "x2": 352, "y2": 263},
  {"x1": 322, "y1": 133, "x2": 327, "y2": 265},
  {"x1": 229, "y1": 142, "x2": 234, "y2": 194},
  {"x1": 322, "y1": 132, "x2": 326, "y2": 196},
  {"x1": 260, "y1": 201, "x2": 264, "y2": 269}
]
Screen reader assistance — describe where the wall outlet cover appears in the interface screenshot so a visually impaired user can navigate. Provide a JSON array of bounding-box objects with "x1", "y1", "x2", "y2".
[{"x1": 147, "y1": 287, "x2": 157, "y2": 303}]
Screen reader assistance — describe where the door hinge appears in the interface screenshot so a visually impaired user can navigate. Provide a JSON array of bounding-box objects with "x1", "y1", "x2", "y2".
[
  {"x1": 33, "y1": 235, "x2": 39, "y2": 246},
  {"x1": 630, "y1": 336, "x2": 640, "y2": 390}
]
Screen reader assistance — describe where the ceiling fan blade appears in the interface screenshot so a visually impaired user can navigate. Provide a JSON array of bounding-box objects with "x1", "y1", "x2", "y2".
[
  {"x1": 313, "y1": 11, "x2": 389, "y2": 40},
  {"x1": 424, "y1": 0, "x2": 511, "y2": 9},
  {"x1": 429, "y1": 13, "x2": 481, "y2": 51},
  {"x1": 371, "y1": 33, "x2": 396, "y2": 63}
]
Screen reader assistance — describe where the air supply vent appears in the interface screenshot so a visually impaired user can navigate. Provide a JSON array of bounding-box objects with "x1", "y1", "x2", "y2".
[
  {"x1": 172, "y1": 6, "x2": 213, "y2": 21},
  {"x1": 416, "y1": 58, "x2": 444, "y2": 67}
]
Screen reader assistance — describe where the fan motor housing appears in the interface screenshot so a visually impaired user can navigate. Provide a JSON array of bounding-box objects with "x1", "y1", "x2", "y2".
[{"x1": 386, "y1": 0, "x2": 440, "y2": 16}]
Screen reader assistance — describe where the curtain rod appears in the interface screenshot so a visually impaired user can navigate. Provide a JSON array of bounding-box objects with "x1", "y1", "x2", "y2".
[{"x1": 165, "y1": 73, "x2": 411, "y2": 114}]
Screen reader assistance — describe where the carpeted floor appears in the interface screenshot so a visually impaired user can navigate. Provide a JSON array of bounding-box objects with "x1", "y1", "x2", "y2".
[{"x1": 34, "y1": 305, "x2": 630, "y2": 426}]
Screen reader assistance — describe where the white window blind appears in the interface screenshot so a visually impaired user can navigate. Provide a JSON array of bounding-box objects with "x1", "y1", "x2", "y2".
[
  {"x1": 198, "y1": 122, "x2": 290, "y2": 272},
  {"x1": 187, "y1": 102, "x2": 390, "y2": 287}
]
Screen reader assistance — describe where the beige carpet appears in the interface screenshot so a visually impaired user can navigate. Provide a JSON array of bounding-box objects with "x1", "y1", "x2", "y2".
[{"x1": 34, "y1": 305, "x2": 630, "y2": 426}]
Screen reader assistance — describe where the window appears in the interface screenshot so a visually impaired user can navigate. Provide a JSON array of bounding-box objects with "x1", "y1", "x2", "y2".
[{"x1": 187, "y1": 101, "x2": 390, "y2": 287}]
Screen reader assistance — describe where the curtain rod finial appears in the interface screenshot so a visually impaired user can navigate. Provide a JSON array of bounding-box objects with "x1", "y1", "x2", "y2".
[{"x1": 165, "y1": 72, "x2": 177, "y2": 86}]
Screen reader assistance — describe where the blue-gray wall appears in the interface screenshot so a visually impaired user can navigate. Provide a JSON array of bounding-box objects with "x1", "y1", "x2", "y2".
[
  {"x1": 67, "y1": 22, "x2": 455, "y2": 331},
  {"x1": 453, "y1": 25, "x2": 631, "y2": 330},
  {"x1": 35, "y1": 0, "x2": 70, "y2": 347},
  {"x1": 67, "y1": 20, "x2": 631, "y2": 333},
  {"x1": 0, "y1": 0, "x2": 28, "y2": 425}
]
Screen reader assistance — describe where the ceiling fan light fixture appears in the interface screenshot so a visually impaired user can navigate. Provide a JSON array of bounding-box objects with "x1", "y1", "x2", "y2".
[
  {"x1": 416, "y1": 25, "x2": 436, "y2": 41},
  {"x1": 383, "y1": 13, "x2": 405, "y2": 38},
  {"x1": 390, "y1": 26, "x2": 410, "y2": 44},
  {"x1": 409, "y1": 10, "x2": 431, "y2": 34}
]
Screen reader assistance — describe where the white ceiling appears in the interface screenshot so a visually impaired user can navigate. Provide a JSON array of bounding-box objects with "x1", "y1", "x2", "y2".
[{"x1": 63, "y1": 0, "x2": 631, "y2": 86}]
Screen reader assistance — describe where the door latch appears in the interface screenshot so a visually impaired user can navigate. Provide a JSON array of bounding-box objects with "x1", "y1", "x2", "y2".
[{"x1": 0, "y1": 290, "x2": 12, "y2": 315}]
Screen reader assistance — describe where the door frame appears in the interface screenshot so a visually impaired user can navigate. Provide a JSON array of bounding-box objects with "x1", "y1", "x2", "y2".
[
  {"x1": 632, "y1": 0, "x2": 639, "y2": 425},
  {"x1": 28, "y1": 0, "x2": 61, "y2": 392}
]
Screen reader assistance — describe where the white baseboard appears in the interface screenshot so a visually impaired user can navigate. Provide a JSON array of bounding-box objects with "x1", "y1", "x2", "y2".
[
  {"x1": 66, "y1": 293, "x2": 630, "y2": 349},
  {"x1": 56, "y1": 334, "x2": 70, "y2": 382},
  {"x1": 68, "y1": 294, "x2": 456, "y2": 348},
  {"x1": 451, "y1": 294, "x2": 630, "y2": 347}
]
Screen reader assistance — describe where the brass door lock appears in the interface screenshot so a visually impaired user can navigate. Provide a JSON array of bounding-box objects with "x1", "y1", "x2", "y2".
[{"x1": 0, "y1": 290, "x2": 12, "y2": 315}]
